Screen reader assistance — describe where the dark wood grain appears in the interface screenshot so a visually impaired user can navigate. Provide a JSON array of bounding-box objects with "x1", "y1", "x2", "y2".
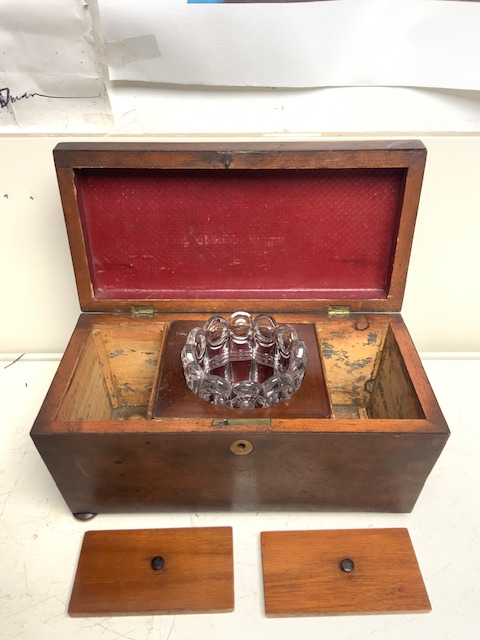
[
  {"x1": 31, "y1": 429, "x2": 448, "y2": 514},
  {"x1": 261, "y1": 528, "x2": 431, "y2": 615},
  {"x1": 69, "y1": 527, "x2": 234, "y2": 616}
]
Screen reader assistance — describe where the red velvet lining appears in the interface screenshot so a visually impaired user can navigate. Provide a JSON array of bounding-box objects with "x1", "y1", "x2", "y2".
[{"x1": 75, "y1": 168, "x2": 405, "y2": 300}]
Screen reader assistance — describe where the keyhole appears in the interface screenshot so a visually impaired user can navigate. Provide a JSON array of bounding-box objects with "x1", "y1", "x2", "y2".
[{"x1": 230, "y1": 439, "x2": 254, "y2": 455}]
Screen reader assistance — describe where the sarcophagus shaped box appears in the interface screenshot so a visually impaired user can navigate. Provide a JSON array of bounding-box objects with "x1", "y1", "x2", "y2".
[{"x1": 31, "y1": 141, "x2": 449, "y2": 518}]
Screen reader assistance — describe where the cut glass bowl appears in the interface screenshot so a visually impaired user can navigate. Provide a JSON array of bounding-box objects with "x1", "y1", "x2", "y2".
[{"x1": 181, "y1": 312, "x2": 307, "y2": 409}]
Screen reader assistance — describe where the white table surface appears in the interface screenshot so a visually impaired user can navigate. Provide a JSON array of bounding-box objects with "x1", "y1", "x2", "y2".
[{"x1": 1, "y1": 353, "x2": 479, "y2": 639}]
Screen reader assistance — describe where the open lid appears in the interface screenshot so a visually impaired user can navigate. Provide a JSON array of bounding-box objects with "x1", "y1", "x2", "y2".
[{"x1": 54, "y1": 141, "x2": 426, "y2": 313}]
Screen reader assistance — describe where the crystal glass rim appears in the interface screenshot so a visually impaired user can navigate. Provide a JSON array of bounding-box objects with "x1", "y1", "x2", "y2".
[{"x1": 181, "y1": 312, "x2": 308, "y2": 410}]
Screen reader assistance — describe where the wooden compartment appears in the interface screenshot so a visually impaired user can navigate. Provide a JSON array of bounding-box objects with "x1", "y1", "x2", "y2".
[
  {"x1": 318, "y1": 316, "x2": 424, "y2": 421},
  {"x1": 31, "y1": 141, "x2": 449, "y2": 517},
  {"x1": 152, "y1": 319, "x2": 330, "y2": 420},
  {"x1": 57, "y1": 322, "x2": 166, "y2": 421}
]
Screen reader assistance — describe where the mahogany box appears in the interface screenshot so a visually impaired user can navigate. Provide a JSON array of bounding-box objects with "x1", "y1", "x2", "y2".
[{"x1": 31, "y1": 141, "x2": 449, "y2": 519}]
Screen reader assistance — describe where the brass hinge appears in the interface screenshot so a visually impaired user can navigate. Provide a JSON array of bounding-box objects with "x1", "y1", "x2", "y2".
[
  {"x1": 130, "y1": 305, "x2": 155, "y2": 319},
  {"x1": 328, "y1": 305, "x2": 352, "y2": 317}
]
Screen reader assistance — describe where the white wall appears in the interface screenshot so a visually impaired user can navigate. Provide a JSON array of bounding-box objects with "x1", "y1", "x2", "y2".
[
  {"x1": 2, "y1": 0, "x2": 480, "y2": 354},
  {"x1": 1, "y1": 134, "x2": 479, "y2": 354},
  {"x1": 107, "y1": 85, "x2": 480, "y2": 135}
]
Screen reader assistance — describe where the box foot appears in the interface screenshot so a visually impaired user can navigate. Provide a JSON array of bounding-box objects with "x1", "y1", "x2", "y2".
[{"x1": 73, "y1": 512, "x2": 98, "y2": 521}]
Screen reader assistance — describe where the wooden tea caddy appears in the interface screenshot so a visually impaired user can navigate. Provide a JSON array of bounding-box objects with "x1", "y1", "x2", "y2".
[{"x1": 31, "y1": 141, "x2": 449, "y2": 519}]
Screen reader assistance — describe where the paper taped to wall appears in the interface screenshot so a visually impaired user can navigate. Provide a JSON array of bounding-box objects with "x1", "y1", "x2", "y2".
[
  {"x1": 0, "y1": 0, "x2": 111, "y2": 130},
  {"x1": 96, "y1": 0, "x2": 480, "y2": 90}
]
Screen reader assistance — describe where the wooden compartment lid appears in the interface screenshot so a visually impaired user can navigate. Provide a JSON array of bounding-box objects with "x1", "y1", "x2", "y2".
[
  {"x1": 54, "y1": 140, "x2": 426, "y2": 314},
  {"x1": 261, "y1": 528, "x2": 431, "y2": 616},
  {"x1": 68, "y1": 527, "x2": 234, "y2": 616}
]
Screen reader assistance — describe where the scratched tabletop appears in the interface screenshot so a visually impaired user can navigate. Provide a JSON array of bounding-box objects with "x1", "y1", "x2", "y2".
[{"x1": 1, "y1": 353, "x2": 479, "y2": 640}]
